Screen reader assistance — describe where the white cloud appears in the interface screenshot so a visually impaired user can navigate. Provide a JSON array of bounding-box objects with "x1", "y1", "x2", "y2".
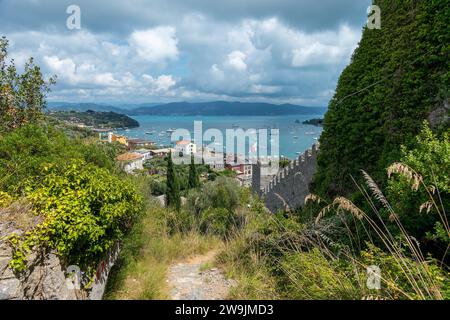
[
  {"x1": 43, "y1": 55, "x2": 77, "y2": 83},
  {"x1": 227, "y1": 51, "x2": 247, "y2": 71},
  {"x1": 129, "y1": 27, "x2": 179, "y2": 63},
  {"x1": 291, "y1": 25, "x2": 360, "y2": 67},
  {"x1": 142, "y1": 74, "x2": 176, "y2": 93}
]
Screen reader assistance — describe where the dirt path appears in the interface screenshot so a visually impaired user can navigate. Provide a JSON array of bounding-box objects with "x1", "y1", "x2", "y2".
[{"x1": 167, "y1": 250, "x2": 236, "y2": 300}]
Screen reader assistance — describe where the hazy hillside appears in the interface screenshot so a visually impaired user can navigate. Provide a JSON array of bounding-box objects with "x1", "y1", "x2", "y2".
[
  {"x1": 48, "y1": 101, "x2": 326, "y2": 116},
  {"x1": 129, "y1": 101, "x2": 327, "y2": 116}
]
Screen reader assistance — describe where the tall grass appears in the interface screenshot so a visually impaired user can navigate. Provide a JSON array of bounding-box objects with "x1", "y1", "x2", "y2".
[
  {"x1": 303, "y1": 165, "x2": 448, "y2": 299},
  {"x1": 218, "y1": 163, "x2": 449, "y2": 300},
  {"x1": 104, "y1": 177, "x2": 220, "y2": 300}
]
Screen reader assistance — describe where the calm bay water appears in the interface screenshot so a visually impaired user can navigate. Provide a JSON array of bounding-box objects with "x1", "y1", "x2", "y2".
[{"x1": 116, "y1": 115, "x2": 323, "y2": 160}]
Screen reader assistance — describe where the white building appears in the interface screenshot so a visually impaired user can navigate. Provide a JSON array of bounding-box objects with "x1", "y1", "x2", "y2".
[
  {"x1": 134, "y1": 148, "x2": 152, "y2": 161},
  {"x1": 116, "y1": 152, "x2": 144, "y2": 174},
  {"x1": 175, "y1": 140, "x2": 197, "y2": 156}
]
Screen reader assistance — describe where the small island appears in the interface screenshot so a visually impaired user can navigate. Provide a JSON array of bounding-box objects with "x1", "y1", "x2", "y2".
[
  {"x1": 49, "y1": 110, "x2": 140, "y2": 129},
  {"x1": 302, "y1": 118, "x2": 323, "y2": 126}
]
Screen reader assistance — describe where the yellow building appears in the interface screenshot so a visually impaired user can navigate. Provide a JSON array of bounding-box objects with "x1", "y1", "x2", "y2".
[{"x1": 111, "y1": 134, "x2": 128, "y2": 146}]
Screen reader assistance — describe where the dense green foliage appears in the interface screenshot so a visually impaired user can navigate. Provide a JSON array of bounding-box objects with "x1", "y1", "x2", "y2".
[
  {"x1": 0, "y1": 39, "x2": 143, "y2": 282},
  {"x1": 187, "y1": 177, "x2": 241, "y2": 215},
  {"x1": 188, "y1": 154, "x2": 200, "y2": 189},
  {"x1": 145, "y1": 156, "x2": 213, "y2": 196},
  {"x1": 0, "y1": 122, "x2": 143, "y2": 276},
  {"x1": 0, "y1": 124, "x2": 118, "y2": 194},
  {"x1": 0, "y1": 37, "x2": 55, "y2": 133},
  {"x1": 0, "y1": 122, "x2": 144, "y2": 277},
  {"x1": 8, "y1": 161, "x2": 142, "y2": 272},
  {"x1": 315, "y1": 0, "x2": 450, "y2": 197},
  {"x1": 387, "y1": 122, "x2": 449, "y2": 254},
  {"x1": 49, "y1": 110, "x2": 140, "y2": 129}
]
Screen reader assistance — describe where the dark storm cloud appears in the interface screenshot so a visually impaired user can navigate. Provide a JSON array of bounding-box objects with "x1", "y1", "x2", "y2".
[
  {"x1": 0, "y1": 0, "x2": 369, "y2": 34},
  {"x1": 0, "y1": 0, "x2": 371, "y2": 104}
]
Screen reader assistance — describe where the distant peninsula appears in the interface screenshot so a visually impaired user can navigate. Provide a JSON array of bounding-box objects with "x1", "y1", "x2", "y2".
[
  {"x1": 302, "y1": 118, "x2": 324, "y2": 126},
  {"x1": 49, "y1": 110, "x2": 140, "y2": 129}
]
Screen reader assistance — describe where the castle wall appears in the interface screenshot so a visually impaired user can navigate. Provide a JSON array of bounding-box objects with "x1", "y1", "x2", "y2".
[{"x1": 253, "y1": 144, "x2": 318, "y2": 213}]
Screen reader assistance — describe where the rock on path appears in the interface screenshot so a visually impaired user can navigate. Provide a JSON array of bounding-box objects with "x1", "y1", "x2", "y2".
[{"x1": 167, "y1": 250, "x2": 236, "y2": 300}]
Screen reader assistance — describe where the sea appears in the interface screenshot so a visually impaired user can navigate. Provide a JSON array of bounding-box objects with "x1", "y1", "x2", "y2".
[{"x1": 115, "y1": 115, "x2": 323, "y2": 160}]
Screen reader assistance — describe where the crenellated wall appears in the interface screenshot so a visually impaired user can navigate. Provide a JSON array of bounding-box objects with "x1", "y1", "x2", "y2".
[{"x1": 252, "y1": 144, "x2": 319, "y2": 213}]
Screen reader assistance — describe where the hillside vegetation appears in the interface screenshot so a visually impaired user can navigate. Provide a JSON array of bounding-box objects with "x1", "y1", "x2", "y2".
[
  {"x1": 315, "y1": 0, "x2": 449, "y2": 197},
  {"x1": 49, "y1": 110, "x2": 140, "y2": 129},
  {"x1": 0, "y1": 37, "x2": 142, "y2": 279}
]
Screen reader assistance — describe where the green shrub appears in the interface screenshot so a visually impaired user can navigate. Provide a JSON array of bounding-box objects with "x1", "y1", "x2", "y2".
[
  {"x1": 8, "y1": 161, "x2": 143, "y2": 275},
  {"x1": 166, "y1": 209, "x2": 196, "y2": 234},
  {"x1": 361, "y1": 244, "x2": 450, "y2": 300},
  {"x1": 150, "y1": 179, "x2": 167, "y2": 196},
  {"x1": 280, "y1": 248, "x2": 360, "y2": 300},
  {"x1": 199, "y1": 208, "x2": 239, "y2": 237},
  {"x1": 0, "y1": 191, "x2": 12, "y2": 207},
  {"x1": 187, "y1": 177, "x2": 240, "y2": 214},
  {"x1": 387, "y1": 123, "x2": 449, "y2": 252},
  {"x1": 0, "y1": 124, "x2": 117, "y2": 195}
]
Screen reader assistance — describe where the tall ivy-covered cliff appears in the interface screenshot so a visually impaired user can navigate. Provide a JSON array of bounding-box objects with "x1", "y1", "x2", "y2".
[{"x1": 314, "y1": 0, "x2": 449, "y2": 197}]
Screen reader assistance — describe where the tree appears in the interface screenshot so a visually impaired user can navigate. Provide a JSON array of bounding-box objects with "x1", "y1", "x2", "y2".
[
  {"x1": 0, "y1": 37, "x2": 56, "y2": 133},
  {"x1": 166, "y1": 152, "x2": 181, "y2": 210},
  {"x1": 188, "y1": 154, "x2": 200, "y2": 189}
]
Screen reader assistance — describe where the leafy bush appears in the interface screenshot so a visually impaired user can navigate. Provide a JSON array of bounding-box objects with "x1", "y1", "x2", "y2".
[
  {"x1": 0, "y1": 124, "x2": 118, "y2": 195},
  {"x1": 0, "y1": 191, "x2": 12, "y2": 207},
  {"x1": 8, "y1": 161, "x2": 143, "y2": 275},
  {"x1": 387, "y1": 122, "x2": 449, "y2": 252},
  {"x1": 187, "y1": 177, "x2": 240, "y2": 214},
  {"x1": 166, "y1": 209, "x2": 197, "y2": 234},
  {"x1": 150, "y1": 179, "x2": 167, "y2": 196},
  {"x1": 199, "y1": 208, "x2": 240, "y2": 237},
  {"x1": 361, "y1": 244, "x2": 450, "y2": 300},
  {"x1": 280, "y1": 248, "x2": 360, "y2": 300}
]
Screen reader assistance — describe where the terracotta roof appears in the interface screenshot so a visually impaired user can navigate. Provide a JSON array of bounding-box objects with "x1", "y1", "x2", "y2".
[
  {"x1": 176, "y1": 140, "x2": 191, "y2": 146},
  {"x1": 116, "y1": 152, "x2": 144, "y2": 162}
]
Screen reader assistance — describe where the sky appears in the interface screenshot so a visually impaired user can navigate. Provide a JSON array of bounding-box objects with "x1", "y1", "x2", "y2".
[{"x1": 0, "y1": 0, "x2": 371, "y2": 106}]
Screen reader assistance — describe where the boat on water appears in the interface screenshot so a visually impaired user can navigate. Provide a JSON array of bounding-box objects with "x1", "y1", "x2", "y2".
[
  {"x1": 166, "y1": 128, "x2": 175, "y2": 133},
  {"x1": 293, "y1": 136, "x2": 299, "y2": 139},
  {"x1": 305, "y1": 131, "x2": 316, "y2": 135}
]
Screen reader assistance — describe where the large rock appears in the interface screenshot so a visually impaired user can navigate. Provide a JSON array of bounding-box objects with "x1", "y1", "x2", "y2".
[{"x1": 0, "y1": 222, "x2": 78, "y2": 300}]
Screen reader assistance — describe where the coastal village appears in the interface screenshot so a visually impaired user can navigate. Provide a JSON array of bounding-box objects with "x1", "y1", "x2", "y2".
[{"x1": 96, "y1": 129, "x2": 254, "y2": 187}]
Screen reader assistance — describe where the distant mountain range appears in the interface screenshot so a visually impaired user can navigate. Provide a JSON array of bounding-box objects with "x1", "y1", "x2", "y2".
[{"x1": 47, "y1": 101, "x2": 327, "y2": 116}]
